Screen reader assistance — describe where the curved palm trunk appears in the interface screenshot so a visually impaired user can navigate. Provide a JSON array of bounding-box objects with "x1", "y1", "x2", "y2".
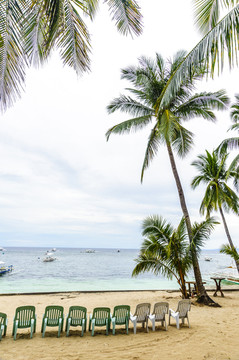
[
  {"x1": 166, "y1": 142, "x2": 218, "y2": 305},
  {"x1": 219, "y1": 206, "x2": 239, "y2": 273}
]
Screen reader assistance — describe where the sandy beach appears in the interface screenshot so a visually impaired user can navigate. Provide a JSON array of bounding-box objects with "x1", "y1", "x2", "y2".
[{"x1": 0, "y1": 290, "x2": 238, "y2": 360}]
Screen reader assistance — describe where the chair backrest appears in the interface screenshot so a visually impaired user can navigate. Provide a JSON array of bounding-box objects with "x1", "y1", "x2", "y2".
[
  {"x1": 68, "y1": 306, "x2": 87, "y2": 323},
  {"x1": 92, "y1": 307, "x2": 110, "y2": 326},
  {"x1": 134, "y1": 303, "x2": 151, "y2": 322},
  {"x1": 153, "y1": 302, "x2": 169, "y2": 320},
  {"x1": 0, "y1": 312, "x2": 7, "y2": 327},
  {"x1": 44, "y1": 306, "x2": 64, "y2": 325},
  {"x1": 15, "y1": 306, "x2": 35, "y2": 328},
  {"x1": 113, "y1": 305, "x2": 130, "y2": 324},
  {"x1": 176, "y1": 300, "x2": 191, "y2": 318}
]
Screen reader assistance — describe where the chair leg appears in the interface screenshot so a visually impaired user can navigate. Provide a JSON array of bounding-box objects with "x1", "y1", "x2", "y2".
[
  {"x1": 30, "y1": 319, "x2": 34, "y2": 339},
  {"x1": 42, "y1": 319, "x2": 47, "y2": 338},
  {"x1": 91, "y1": 319, "x2": 95, "y2": 336},
  {"x1": 106, "y1": 319, "x2": 109, "y2": 336},
  {"x1": 126, "y1": 320, "x2": 129, "y2": 335},
  {"x1": 13, "y1": 321, "x2": 18, "y2": 341},
  {"x1": 4, "y1": 324, "x2": 7, "y2": 337},
  {"x1": 112, "y1": 319, "x2": 115, "y2": 335},
  {"x1": 151, "y1": 318, "x2": 155, "y2": 331},
  {"x1": 187, "y1": 315, "x2": 190, "y2": 328},
  {"x1": 66, "y1": 319, "x2": 71, "y2": 337},
  {"x1": 58, "y1": 319, "x2": 62, "y2": 338},
  {"x1": 176, "y1": 315, "x2": 180, "y2": 330},
  {"x1": 0, "y1": 325, "x2": 3, "y2": 341},
  {"x1": 164, "y1": 318, "x2": 167, "y2": 331},
  {"x1": 133, "y1": 320, "x2": 136, "y2": 334},
  {"x1": 81, "y1": 319, "x2": 85, "y2": 337},
  {"x1": 146, "y1": 319, "x2": 149, "y2": 333}
]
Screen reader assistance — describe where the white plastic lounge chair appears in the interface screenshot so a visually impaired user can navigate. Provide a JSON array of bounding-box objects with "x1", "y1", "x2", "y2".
[
  {"x1": 130, "y1": 303, "x2": 150, "y2": 334},
  {"x1": 169, "y1": 299, "x2": 191, "y2": 329},
  {"x1": 148, "y1": 302, "x2": 169, "y2": 331}
]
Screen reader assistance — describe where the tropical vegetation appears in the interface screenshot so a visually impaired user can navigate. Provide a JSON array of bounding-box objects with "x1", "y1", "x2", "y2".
[
  {"x1": 0, "y1": 0, "x2": 142, "y2": 111},
  {"x1": 132, "y1": 215, "x2": 218, "y2": 299},
  {"x1": 106, "y1": 51, "x2": 229, "y2": 304},
  {"x1": 216, "y1": 94, "x2": 239, "y2": 156},
  {"x1": 191, "y1": 149, "x2": 239, "y2": 272}
]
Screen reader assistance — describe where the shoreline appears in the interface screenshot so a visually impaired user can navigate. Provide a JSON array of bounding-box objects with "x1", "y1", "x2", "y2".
[{"x1": 0, "y1": 289, "x2": 238, "y2": 359}]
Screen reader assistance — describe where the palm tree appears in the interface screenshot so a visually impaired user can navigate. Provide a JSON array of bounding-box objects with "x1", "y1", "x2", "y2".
[
  {"x1": 216, "y1": 94, "x2": 239, "y2": 156},
  {"x1": 157, "y1": 1, "x2": 239, "y2": 112},
  {"x1": 132, "y1": 215, "x2": 218, "y2": 299},
  {"x1": 106, "y1": 51, "x2": 229, "y2": 304},
  {"x1": 0, "y1": 0, "x2": 142, "y2": 111},
  {"x1": 191, "y1": 150, "x2": 239, "y2": 272},
  {"x1": 220, "y1": 244, "x2": 239, "y2": 268}
]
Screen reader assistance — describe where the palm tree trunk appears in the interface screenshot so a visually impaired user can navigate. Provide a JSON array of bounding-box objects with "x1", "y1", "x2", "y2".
[
  {"x1": 166, "y1": 142, "x2": 218, "y2": 306},
  {"x1": 219, "y1": 206, "x2": 239, "y2": 273}
]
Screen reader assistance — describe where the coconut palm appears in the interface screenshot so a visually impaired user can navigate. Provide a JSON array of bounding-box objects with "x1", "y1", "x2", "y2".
[
  {"x1": 191, "y1": 150, "x2": 239, "y2": 272},
  {"x1": 158, "y1": 1, "x2": 239, "y2": 111},
  {"x1": 0, "y1": 0, "x2": 142, "y2": 111},
  {"x1": 216, "y1": 94, "x2": 239, "y2": 156},
  {"x1": 106, "y1": 51, "x2": 229, "y2": 304},
  {"x1": 132, "y1": 215, "x2": 218, "y2": 299}
]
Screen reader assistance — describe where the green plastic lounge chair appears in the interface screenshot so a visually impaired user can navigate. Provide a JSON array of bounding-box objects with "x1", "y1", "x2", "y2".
[
  {"x1": 41, "y1": 305, "x2": 64, "y2": 338},
  {"x1": 65, "y1": 306, "x2": 87, "y2": 337},
  {"x1": 12, "y1": 306, "x2": 36, "y2": 340},
  {"x1": 111, "y1": 305, "x2": 130, "y2": 335},
  {"x1": 0, "y1": 312, "x2": 7, "y2": 340},
  {"x1": 130, "y1": 303, "x2": 151, "y2": 334},
  {"x1": 169, "y1": 299, "x2": 191, "y2": 329},
  {"x1": 148, "y1": 302, "x2": 169, "y2": 331},
  {"x1": 89, "y1": 307, "x2": 111, "y2": 336}
]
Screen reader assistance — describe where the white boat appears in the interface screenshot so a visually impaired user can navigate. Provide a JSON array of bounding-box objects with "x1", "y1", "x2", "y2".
[
  {"x1": 85, "y1": 249, "x2": 95, "y2": 253},
  {"x1": 204, "y1": 256, "x2": 212, "y2": 261},
  {"x1": 42, "y1": 253, "x2": 57, "y2": 262},
  {"x1": 0, "y1": 261, "x2": 13, "y2": 275}
]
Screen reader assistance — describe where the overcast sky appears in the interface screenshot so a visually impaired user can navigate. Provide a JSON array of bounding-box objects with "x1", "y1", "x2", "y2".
[{"x1": 0, "y1": 0, "x2": 238, "y2": 249}]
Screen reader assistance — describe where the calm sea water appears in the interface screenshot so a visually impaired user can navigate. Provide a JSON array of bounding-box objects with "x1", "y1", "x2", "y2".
[{"x1": 0, "y1": 247, "x2": 236, "y2": 294}]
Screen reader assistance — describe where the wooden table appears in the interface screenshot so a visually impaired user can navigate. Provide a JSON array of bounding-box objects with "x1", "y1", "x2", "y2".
[
  {"x1": 186, "y1": 281, "x2": 206, "y2": 297},
  {"x1": 210, "y1": 277, "x2": 225, "y2": 297}
]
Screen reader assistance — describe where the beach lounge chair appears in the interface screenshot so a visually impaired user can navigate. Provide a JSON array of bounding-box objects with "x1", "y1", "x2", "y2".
[
  {"x1": 65, "y1": 306, "x2": 87, "y2": 337},
  {"x1": 89, "y1": 307, "x2": 111, "y2": 336},
  {"x1": 0, "y1": 312, "x2": 7, "y2": 340},
  {"x1": 169, "y1": 299, "x2": 191, "y2": 329},
  {"x1": 130, "y1": 303, "x2": 151, "y2": 334},
  {"x1": 41, "y1": 305, "x2": 64, "y2": 338},
  {"x1": 148, "y1": 302, "x2": 169, "y2": 331},
  {"x1": 111, "y1": 305, "x2": 130, "y2": 335},
  {"x1": 12, "y1": 306, "x2": 36, "y2": 340}
]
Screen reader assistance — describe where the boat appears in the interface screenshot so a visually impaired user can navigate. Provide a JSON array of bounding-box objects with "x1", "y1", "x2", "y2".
[
  {"x1": 85, "y1": 249, "x2": 95, "y2": 253},
  {"x1": 0, "y1": 261, "x2": 13, "y2": 275},
  {"x1": 204, "y1": 256, "x2": 212, "y2": 261},
  {"x1": 214, "y1": 265, "x2": 239, "y2": 285},
  {"x1": 42, "y1": 253, "x2": 57, "y2": 262}
]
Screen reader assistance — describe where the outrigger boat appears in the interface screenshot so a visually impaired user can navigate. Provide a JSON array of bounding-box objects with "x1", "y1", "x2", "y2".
[{"x1": 0, "y1": 261, "x2": 13, "y2": 275}]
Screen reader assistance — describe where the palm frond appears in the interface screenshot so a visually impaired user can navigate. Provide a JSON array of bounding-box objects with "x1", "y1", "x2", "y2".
[
  {"x1": 57, "y1": 1, "x2": 91, "y2": 74},
  {"x1": 140, "y1": 123, "x2": 161, "y2": 182},
  {"x1": 105, "y1": 114, "x2": 152, "y2": 141},
  {"x1": 191, "y1": 216, "x2": 219, "y2": 252},
  {"x1": 104, "y1": 0, "x2": 143, "y2": 36},
  {"x1": 107, "y1": 95, "x2": 153, "y2": 116},
  {"x1": 158, "y1": 5, "x2": 239, "y2": 110},
  {"x1": 216, "y1": 137, "x2": 239, "y2": 156},
  {"x1": 0, "y1": 0, "x2": 26, "y2": 111},
  {"x1": 230, "y1": 93, "x2": 239, "y2": 122},
  {"x1": 172, "y1": 124, "x2": 194, "y2": 157},
  {"x1": 220, "y1": 243, "x2": 239, "y2": 262},
  {"x1": 194, "y1": 0, "x2": 221, "y2": 34}
]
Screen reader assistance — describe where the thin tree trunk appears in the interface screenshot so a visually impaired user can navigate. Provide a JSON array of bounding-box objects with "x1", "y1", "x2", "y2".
[
  {"x1": 166, "y1": 142, "x2": 219, "y2": 306},
  {"x1": 219, "y1": 206, "x2": 239, "y2": 273}
]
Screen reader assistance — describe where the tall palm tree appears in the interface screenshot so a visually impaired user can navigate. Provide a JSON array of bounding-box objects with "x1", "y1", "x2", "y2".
[
  {"x1": 191, "y1": 150, "x2": 239, "y2": 272},
  {"x1": 0, "y1": 0, "x2": 142, "y2": 111},
  {"x1": 132, "y1": 215, "x2": 218, "y2": 299},
  {"x1": 216, "y1": 94, "x2": 239, "y2": 156},
  {"x1": 106, "y1": 51, "x2": 229, "y2": 304},
  {"x1": 157, "y1": 1, "x2": 239, "y2": 112}
]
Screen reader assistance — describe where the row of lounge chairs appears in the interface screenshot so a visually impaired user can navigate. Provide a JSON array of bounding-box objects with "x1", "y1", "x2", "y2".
[{"x1": 0, "y1": 300, "x2": 191, "y2": 340}]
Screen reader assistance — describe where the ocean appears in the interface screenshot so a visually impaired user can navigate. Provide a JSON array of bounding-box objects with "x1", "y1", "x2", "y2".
[{"x1": 0, "y1": 247, "x2": 236, "y2": 294}]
